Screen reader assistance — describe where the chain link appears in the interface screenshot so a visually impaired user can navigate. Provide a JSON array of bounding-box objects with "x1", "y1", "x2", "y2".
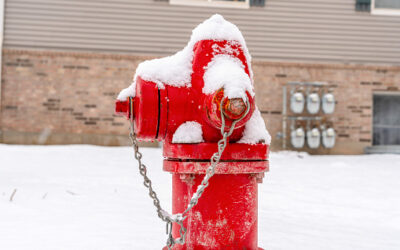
[{"x1": 129, "y1": 97, "x2": 250, "y2": 250}]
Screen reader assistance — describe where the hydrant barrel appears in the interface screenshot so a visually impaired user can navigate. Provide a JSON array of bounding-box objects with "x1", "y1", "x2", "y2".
[
  {"x1": 163, "y1": 142, "x2": 268, "y2": 249},
  {"x1": 172, "y1": 174, "x2": 259, "y2": 249}
]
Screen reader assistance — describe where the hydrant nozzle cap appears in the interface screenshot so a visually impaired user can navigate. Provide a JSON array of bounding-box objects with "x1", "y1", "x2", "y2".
[
  {"x1": 115, "y1": 97, "x2": 133, "y2": 120},
  {"x1": 223, "y1": 98, "x2": 246, "y2": 120}
]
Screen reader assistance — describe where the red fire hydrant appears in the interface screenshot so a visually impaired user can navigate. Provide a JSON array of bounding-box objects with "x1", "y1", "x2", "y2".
[{"x1": 116, "y1": 15, "x2": 269, "y2": 250}]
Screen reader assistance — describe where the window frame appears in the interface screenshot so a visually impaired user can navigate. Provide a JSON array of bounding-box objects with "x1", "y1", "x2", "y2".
[
  {"x1": 371, "y1": 0, "x2": 400, "y2": 16},
  {"x1": 170, "y1": 0, "x2": 250, "y2": 9}
]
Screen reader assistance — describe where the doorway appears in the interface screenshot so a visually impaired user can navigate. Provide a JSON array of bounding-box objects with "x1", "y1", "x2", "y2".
[{"x1": 373, "y1": 93, "x2": 400, "y2": 145}]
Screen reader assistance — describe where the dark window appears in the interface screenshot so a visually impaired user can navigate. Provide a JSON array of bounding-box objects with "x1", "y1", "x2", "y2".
[
  {"x1": 373, "y1": 94, "x2": 400, "y2": 145},
  {"x1": 169, "y1": 0, "x2": 266, "y2": 7},
  {"x1": 169, "y1": 0, "x2": 258, "y2": 8},
  {"x1": 356, "y1": 0, "x2": 371, "y2": 11},
  {"x1": 250, "y1": 0, "x2": 265, "y2": 6}
]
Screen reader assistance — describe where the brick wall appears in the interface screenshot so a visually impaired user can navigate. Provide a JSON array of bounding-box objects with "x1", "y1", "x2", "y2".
[
  {"x1": 1, "y1": 49, "x2": 399, "y2": 153},
  {"x1": 0, "y1": 49, "x2": 152, "y2": 146},
  {"x1": 252, "y1": 61, "x2": 400, "y2": 154}
]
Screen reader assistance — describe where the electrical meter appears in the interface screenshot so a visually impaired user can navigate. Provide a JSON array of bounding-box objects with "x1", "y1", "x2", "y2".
[
  {"x1": 306, "y1": 93, "x2": 320, "y2": 114},
  {"x1": 291, "y1": 127, "x2": 305, "y2": 148},
  {"x1": 307, "y1": 127, "x2": 320, "y2": 149},
  {"x1": 322, "y1": 127, "x2": 336, "y2": 148},
  {"x1": 322, "y1": 93, "x2": 335, "y2": 114},
  {"x1": 290, "y1": 92, "x2": 305, "y2": 114}
]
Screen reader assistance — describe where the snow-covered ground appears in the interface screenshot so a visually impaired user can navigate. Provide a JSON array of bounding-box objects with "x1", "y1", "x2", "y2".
[{"x1": 1, "y1": 144, "x2": 399, "y2": 250}]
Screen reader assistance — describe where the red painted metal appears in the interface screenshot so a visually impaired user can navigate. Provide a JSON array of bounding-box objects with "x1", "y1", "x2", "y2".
[
  {"x1": 116, "y1": 39, "x2": 268, "y2": 249},
  {"x1": 163, "y1": 141, "x2": 269, "y2": 161},
  {"x1": 163, "y1": 161, "x2": 268, "y2": 174},
  {"x1": 171, "y1": 173, "x2": 259, "y2": 249},
  {"x1": 115, "y1": 99, "x2": 130, "y2": 119},
  {"x1": 133, "y1": 79, "x2": 160, "y2": 140}
]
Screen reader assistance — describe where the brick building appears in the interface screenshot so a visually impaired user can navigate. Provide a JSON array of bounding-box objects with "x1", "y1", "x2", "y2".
[{"x1": 0, "y1": 0, "x2": 399, "y2": 154}]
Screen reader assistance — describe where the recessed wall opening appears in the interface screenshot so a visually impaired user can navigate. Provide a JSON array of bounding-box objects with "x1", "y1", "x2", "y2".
[{"x1": 373, "y1": 93, "x2": 400, "y2": 146}]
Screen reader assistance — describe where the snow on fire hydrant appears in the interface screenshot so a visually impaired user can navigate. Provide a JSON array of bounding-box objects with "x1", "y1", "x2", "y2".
[{"x1": 115, "y1": 14, "x2": 271, "y2": 250}]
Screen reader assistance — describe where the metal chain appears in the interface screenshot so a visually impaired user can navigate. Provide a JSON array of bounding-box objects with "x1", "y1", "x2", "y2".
[
  {"x1": 129, "y1": 124, "x2": 170, "y2": 223},
  {"x1": 129, "y1": 98, "x2": 250, "y2": 250}
]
